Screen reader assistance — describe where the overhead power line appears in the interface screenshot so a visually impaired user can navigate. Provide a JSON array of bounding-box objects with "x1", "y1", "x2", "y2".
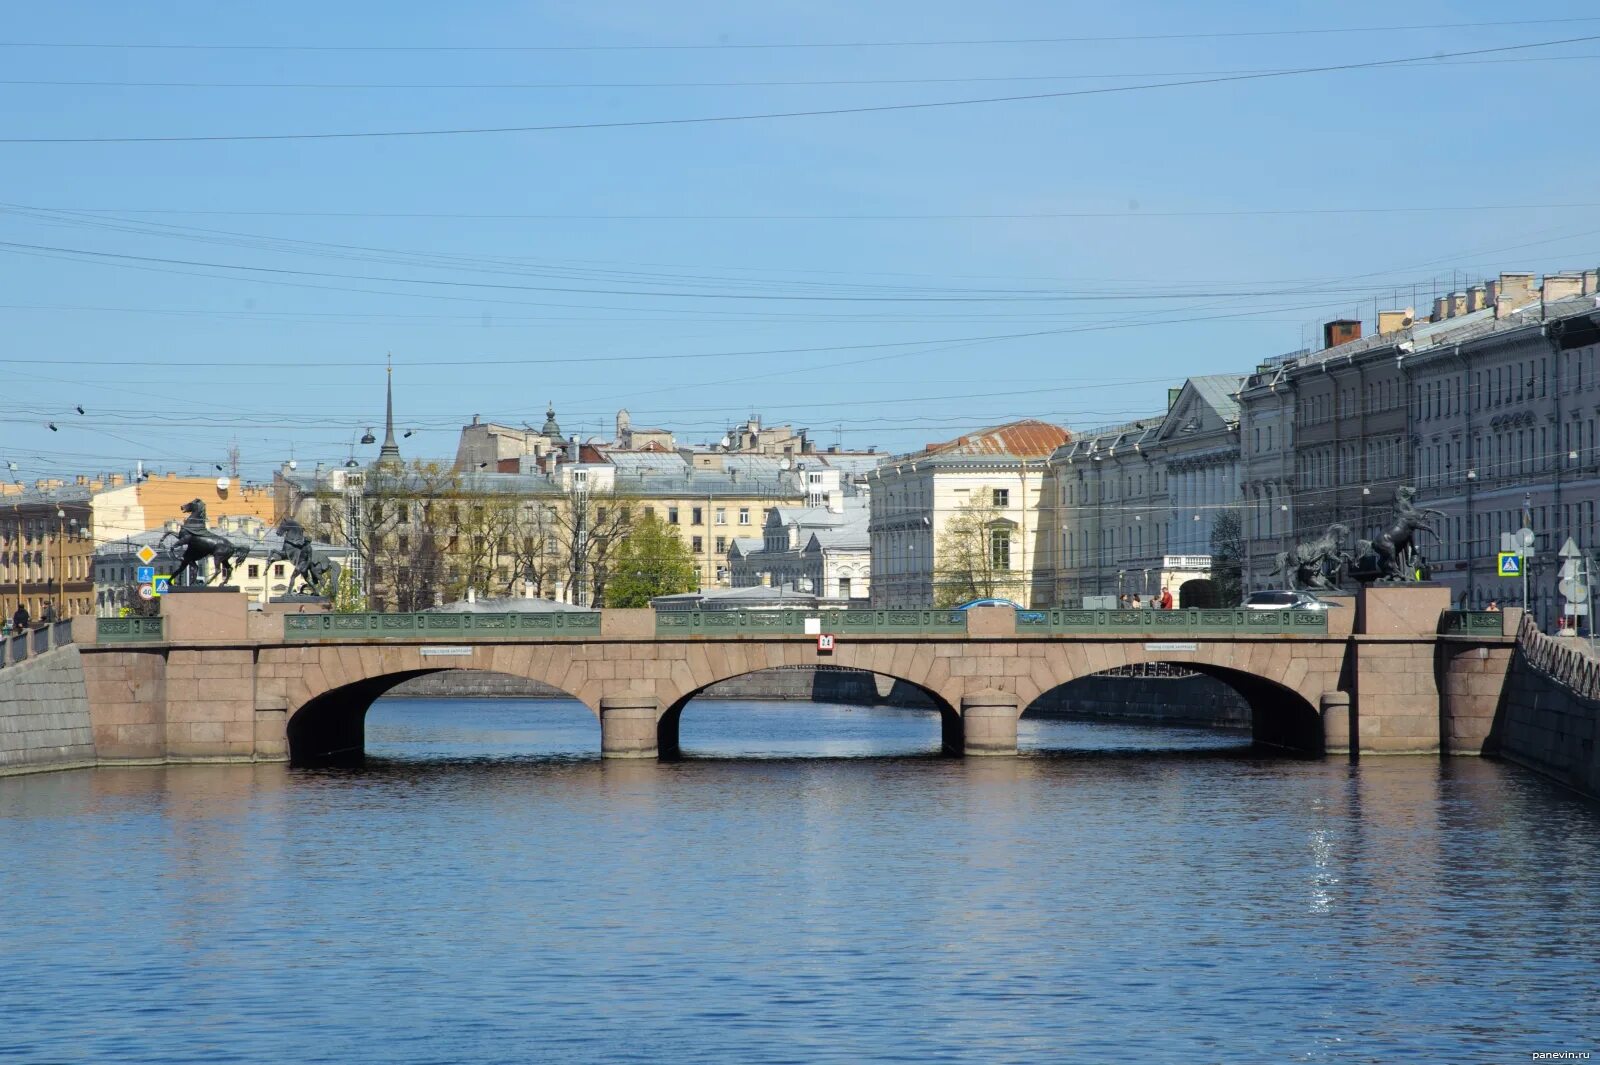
[
  {"x1": 15, "y1": 200, "x2": 1600, "y2": 222},
  {"x1": 2, "y1": 33, "x2": 1594, "y2": 143},
  {"x1": 0, "y1": 16, "x2": 1595, "y2": 51},
  {"x1": 5, "y1": 53, "x2": 1599, "y2": 90}
]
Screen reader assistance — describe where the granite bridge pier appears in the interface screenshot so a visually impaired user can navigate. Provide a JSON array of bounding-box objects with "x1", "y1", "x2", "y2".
[{"x1": 29, "y1": 585, "x2": 1517, "y2": 767}]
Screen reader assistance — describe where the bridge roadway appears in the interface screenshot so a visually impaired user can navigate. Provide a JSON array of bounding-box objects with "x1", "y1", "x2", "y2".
[{"x1": 75, "y1": 587, "x2": 1518, "y2": 766}]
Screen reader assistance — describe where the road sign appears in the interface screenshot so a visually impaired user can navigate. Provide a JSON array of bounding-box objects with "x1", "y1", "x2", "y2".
[
  {"x1": 1560, "y1": 579, "x2": 1587, "y2": 600},
  {"x1": 152, "y1": 575, "x2": 171, "y2": 596},
  {"x1": 137, "y1": 584, "x2": 154, "y2": 601},
  {"x1": 816, "y1": 633, "x2": 835, "y2": 653},
  {"x1": 1519, "y1": 527, "x2": 1536, "y2": 549},
  {"x1": 135, "y1": 545, "x2": 156, "y2": 565},
  {"x1": 1560, "y1": 537, "x2": 1582, "y2": 558},
  {"x1": 136, "y1": 565, "x2": 155, "y2": 583},
  {"x1": 1562, "y1": 559, "x2": 1581, "y2": 580},
  {"x1": 1500, "y1": 531, "x2": 1516, "y2": 553},
  {"x1": 1497, "y1": 553, "x2": 1523, "y2": 577}
]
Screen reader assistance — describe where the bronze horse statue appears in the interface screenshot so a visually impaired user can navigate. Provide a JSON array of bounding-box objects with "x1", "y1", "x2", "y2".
[
  {"x1": 1357, "y1": 486, "x2": 1445, "y2": 582},
  {"x1": 268, "y1": 518, "x2": 336, "y2": 596},
  {"x1": 1272, "y1": 523, "x2": 1351, "y2": 591},
  {"x1": 159, "y1": 499, "x2": 248, "y2": 587}
]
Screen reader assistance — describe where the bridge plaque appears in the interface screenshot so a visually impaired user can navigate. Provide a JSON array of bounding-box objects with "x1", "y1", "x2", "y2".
[
  {"x1": 1144, "y1": 641, "x2": 1198, "y2": 652},
  {"x1": 419, "y1": 646, "x2": 474, "y2": 657}
]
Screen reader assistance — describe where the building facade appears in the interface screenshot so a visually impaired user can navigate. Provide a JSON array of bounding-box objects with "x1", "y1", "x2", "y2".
[
  {"x1": 868, "y1": 420, "x2": 1069, "y2": 608},
  {"x1": 1045, "y1": 376, "x2": 1245, "y2": 607}
]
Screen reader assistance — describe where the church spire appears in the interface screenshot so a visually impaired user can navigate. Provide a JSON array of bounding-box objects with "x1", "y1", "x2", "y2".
[{"x1": 377, "y1": 357, "x2": 402, "y2": 468}]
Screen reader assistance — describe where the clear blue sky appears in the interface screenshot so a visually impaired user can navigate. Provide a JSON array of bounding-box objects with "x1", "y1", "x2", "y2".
[{"x1": 3, "y1": 0, "x2": 1598, "y2": 482}]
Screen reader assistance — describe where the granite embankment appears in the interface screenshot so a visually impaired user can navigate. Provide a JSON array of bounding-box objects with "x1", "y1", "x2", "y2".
[
  {"x1": 0, "y1": 645, "x2": 97, "y2": 776},
  {"x1": 386, "y1": 666, "x2": 1250, "y2": 727},
  {"x1": 1486, "y1": 618, "x2": 1600, "y2": 798}
]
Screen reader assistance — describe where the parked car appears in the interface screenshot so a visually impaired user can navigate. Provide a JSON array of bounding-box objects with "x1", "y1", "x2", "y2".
[
  {"x1": 953, "y1": 598, "x2": 1046, "y2": 623},
  {"x1": 1242, "y1": 590, "x2": 1341, "y2": 611}
]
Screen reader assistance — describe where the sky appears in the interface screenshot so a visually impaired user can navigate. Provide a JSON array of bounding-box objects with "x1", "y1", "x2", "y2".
[{"x1": 3, "y1": 0, "x2": 1599, "y2": 484}]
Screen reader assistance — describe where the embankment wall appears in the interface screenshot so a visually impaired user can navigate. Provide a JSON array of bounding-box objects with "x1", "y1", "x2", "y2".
[{"x1": 0, "y1": 647, "x2": 96, "y2": 775}]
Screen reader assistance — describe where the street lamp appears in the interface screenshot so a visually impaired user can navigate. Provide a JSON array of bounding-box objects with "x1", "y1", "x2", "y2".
[{"x1": 54, "y1": 508, "x2": 64, "y2": 621}]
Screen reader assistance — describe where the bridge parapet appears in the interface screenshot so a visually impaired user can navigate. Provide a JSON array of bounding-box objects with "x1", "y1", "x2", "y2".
[{"x1": 283, "y1": 610, "x2": 602, "y2": 641}]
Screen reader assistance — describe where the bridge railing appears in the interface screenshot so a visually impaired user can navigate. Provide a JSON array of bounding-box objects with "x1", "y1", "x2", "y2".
[
  {"x1": 656, "y1": 608, "x2": 966, "y2": 636},
  {"x1": 95, "y1": 617, "x2": 166, "y2": 644},
  {"x1": 1438, "y1": 610, "x2": 1505, "y2": 636},
  {"x1": 284, "y1": 611, "x2": 604, "y2": 640},
  {"x1": 1015, "y1": 607, "x2": 1329, "y2": 636},
  {"x1": 2, "y1": 619, "x2": 79, "y2": 665}
]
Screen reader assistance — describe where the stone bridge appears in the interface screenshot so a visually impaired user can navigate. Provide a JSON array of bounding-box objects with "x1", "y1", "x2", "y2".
[{"x1": 65, "y1": 586, "x2": 1519, "y2": 767}]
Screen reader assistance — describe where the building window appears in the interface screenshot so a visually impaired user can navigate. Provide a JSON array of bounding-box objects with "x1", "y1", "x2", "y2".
[
  {"x1": 273, "y1": 564, "x2": 285, "y2": 577},
  {"x1": 992, "y1": 488, "x2": 1010, "y2": 508},
  {"x1": 715, "y1": 507, "x2": 727, "y2": 524},
  {"x1": 692, "y1": 535, "x2": 703, "y2": 553},
  {"x1": 990, "y1": 528, "x2": 1011, "y2": 570},
  {"x1": 715, "y1": 536, "x2": 727, "y2": 553},
  {"x1": 692, "y1": 507, "x2": 703, "y2": 525},
  {"x1": 247, "y1": 564, "x2": 260, "y2": 579},
  {"x1": 668, "y1": 506, "x2": 680, "y2": 525},
  {"x1": 839, "y1": 576, "x2": 852, "y2": 597},
  {"x1": 739, "y1": 508, "x2": 751, "y2": 525}
]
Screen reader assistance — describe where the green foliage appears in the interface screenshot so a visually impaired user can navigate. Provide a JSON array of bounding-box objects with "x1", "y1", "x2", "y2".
[
  {"x1": 1209, "y1": 509, "x2": 1245, "y2": 607},
  {"x1": 325, "y1": 565, "x2": 367, "y2": 613},
  {"x1": 603, "y1": 513, "x2": 698, "y2": 608}
]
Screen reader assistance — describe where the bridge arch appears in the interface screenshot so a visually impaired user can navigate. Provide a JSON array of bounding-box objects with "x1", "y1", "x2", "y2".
[
  {"x1": 658, "y1": 666, "x2": 960, "y2": 759},
  {"x1": 285, "y1": 666, "x2": 597, "y2": 766},
  {"x1": 1023, "y1": 662, "x2": 1323, "y2": 754},
  {"x1": 1012, "y1": 640, "x2": 1338, "y2": 755}
]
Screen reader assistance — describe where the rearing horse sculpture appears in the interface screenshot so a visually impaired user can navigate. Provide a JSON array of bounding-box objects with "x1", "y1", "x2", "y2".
[
  {"x1": 268, "y1": 518, "x2": 336, "y2": 596},
  {"x1": 159, "y1": 499, "x2": 249, "y2": 587},
  {"x1": 1358, "y1": 486, "x2": 1446, "y2": 582}
]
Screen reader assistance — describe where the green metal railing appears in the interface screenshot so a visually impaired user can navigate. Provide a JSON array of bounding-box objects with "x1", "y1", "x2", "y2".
[
  {"x1": 1438, "y1": 610, "x2": 1506, "y2": 636},
  {"x1": 1015, "y1": 607, "x2": 1329, "y2": 636},
  {"x1": 656, "y1": 608, "x2": 966, "y2": 636},
  {"x1": 284, "y1": 611, "x2": 602, "y2": 640},
  {"x1": 96, "y1": 617, "x2": 166, "y2": 643}
]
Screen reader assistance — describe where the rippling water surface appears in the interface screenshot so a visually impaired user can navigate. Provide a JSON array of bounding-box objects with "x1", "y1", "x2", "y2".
[{"x1": 3, "y1": 698, "x2": 1597, "y2": 1063}]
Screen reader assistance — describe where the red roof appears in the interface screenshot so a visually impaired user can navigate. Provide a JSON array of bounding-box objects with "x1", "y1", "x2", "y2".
[{"x1": 921, "y1": 419, "x2": 1071, "y2": 460}]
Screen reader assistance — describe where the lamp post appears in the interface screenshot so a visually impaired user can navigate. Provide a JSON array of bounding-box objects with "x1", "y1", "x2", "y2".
[{"x1": 54, "y1": 508, "x2": 64, "y2": 621}]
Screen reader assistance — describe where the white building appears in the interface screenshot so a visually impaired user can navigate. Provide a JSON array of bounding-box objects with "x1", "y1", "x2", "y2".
[
  {"x1": 729, "y1": 496, "x2": 870, "y2": 602},
  {"x1": 868, "y1": 420, "x2": 1070, "y2": 607}
]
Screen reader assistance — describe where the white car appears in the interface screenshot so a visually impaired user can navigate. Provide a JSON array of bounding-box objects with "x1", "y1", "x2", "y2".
[{"x1": 1242, "y1": 590, "x2": 1339, "y2": 611}]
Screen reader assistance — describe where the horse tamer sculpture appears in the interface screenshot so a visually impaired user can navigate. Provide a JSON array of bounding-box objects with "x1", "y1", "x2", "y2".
[{"x1": 158, "y1": 499, "x2": 249, "y2": 587}]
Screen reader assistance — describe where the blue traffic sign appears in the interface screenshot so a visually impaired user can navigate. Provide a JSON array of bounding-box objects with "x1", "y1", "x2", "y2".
[
  {"x1": 136, "y1": 565, "x2": 155, "y2": 583},
  {"x1": 152, "y1": 576, "x2": 172, "y2": 596},
  {"x1": 1497, "y1": 552, "x2": 1523, "y2": 577}
]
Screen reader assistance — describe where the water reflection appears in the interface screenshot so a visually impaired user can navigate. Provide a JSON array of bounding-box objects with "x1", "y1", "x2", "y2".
[{"x1": 1, "y1": 701, "x2": 1597, "y2": 1063}]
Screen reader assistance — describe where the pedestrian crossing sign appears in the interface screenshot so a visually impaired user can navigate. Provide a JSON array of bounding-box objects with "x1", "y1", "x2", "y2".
[{"x1": 1497, "y1": 552, "x2": 1522, "y2": 577}]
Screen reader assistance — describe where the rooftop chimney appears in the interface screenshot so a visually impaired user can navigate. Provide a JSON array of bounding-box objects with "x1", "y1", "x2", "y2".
[
  {"x1": 1432, "y1": 296, "x2": 1450, "y2": 322},
  {"x1": 1495, "y1": 272, "x2": 1537, "y2": 319},
  {"x1": 1466, "y1": 285, "x2": 1488, "y2": 313},
  {"x1": 1583, "y1": 269, "x2": 1599, "y2": 296},
  {"x1": 1543, "y1": 273, "x2": 1584, "y2": 303},
  {"x1": 1376, "y1": 307, "x2": 1415, "y2": 335},
  {"x1": 1449, "y1": 292, "x2": 1468, "y2": 318},
  {"x1": 1323, "y1": 319, "x2": 1361, "y2": 349}
]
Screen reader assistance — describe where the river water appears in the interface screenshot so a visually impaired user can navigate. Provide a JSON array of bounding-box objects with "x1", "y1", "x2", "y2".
[{"x1": 2, "y1": 698, "x2": 1597, "y2": 1063}]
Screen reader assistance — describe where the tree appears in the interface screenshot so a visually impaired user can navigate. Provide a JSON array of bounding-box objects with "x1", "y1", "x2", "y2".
[
  {"x1": 324, "y1": 565, "x2": 367, "y2": 613},
  {"x1": 547, "y1": 485, "x2": 634, "y2": 606},
  {"x1": 1210, "y1": 509, "x2": 1245, "y2": 607},
  {"x1": 603, "y1": 511, "x2": 698, "y2": 607},
  {"x1": 933, "y1": 488, "x2": 1026, "y2": 607}
]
